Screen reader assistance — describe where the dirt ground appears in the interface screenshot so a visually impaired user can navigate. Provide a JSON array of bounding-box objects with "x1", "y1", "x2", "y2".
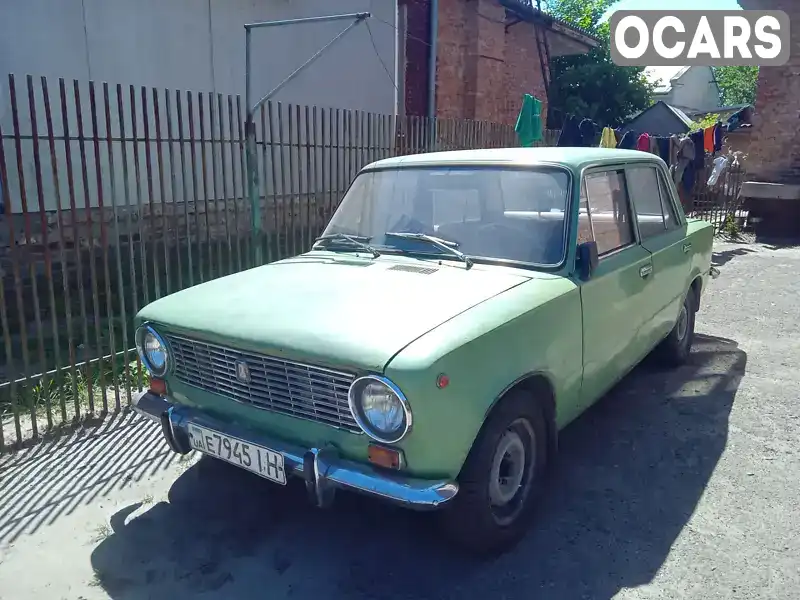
[{"x1": 0, "y1": 241, "x2": 798, "y2": 600}]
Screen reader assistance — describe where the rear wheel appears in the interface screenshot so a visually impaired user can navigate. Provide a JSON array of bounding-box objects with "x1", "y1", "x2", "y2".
[
  {"x1": 439, "y1": 390, "x2": 549, "y2": 556},
  {"x1": 656, "y1": 286, "x2": 697, "y2": 366}
]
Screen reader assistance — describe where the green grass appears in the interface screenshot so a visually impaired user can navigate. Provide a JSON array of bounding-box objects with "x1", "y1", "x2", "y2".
[{"x1": 0, "y1": 355, "x2": 150, "y2": 429}]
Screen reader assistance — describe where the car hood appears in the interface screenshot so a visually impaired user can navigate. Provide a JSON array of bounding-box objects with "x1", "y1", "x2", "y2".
[{"x1": 136, "y1": 254, "x2": 531, "y2": 372}]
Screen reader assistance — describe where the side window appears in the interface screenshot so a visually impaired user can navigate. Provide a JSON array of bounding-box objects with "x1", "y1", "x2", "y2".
[
  {"x1": 627, "y1": 166, "x2": 666, "y2": 240},
  {"x1": 583, "y1": 170, "x2": 634, "y2": 256},
  {"x1": 657, "y1": 170, "x2": 680, "y2": 230}
]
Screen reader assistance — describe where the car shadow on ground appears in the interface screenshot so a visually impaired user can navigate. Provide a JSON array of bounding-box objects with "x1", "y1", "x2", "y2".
[{"x1": 90, "y1": 334, "x2": 746, "y2": 600}]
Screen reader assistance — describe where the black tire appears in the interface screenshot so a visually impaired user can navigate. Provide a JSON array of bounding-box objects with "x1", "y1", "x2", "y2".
[
  {"x1": 438, "y1": 389, "x2": 549, "y2": 557},
  {"x1": 657, "y1": 286, "x2": 697, "y2": 366}
]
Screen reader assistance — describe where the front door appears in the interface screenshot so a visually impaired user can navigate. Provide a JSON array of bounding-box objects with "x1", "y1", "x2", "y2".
[
  {"x1": 626, "y1": 165, "x2": 693, "y2": 345},
  {"x1": 577, "y1": 168, "x2": 657, "y2": 413}
]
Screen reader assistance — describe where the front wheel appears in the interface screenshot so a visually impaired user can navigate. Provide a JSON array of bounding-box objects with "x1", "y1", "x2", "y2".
[
  {"x1": 438, "y1": 390, "x2": 549, "y2": 556},
  {"x1": 656, "y1": 286, "x2": 697, "y2": 366}
]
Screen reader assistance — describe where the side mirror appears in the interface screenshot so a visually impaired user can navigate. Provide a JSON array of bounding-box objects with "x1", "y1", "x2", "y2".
[{"x1": 577, "y1": 241, "x2": 599, "y2": 281}]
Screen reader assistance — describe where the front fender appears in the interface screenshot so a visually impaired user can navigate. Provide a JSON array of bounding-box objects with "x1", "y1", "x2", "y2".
[{"x1": 385, "y1": 278, "x2": 583, "y2": 480}]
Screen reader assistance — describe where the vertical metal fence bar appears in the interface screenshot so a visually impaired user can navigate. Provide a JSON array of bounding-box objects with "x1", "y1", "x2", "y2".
[
  {"x1": 115, "y1": 85, "x2": 138, "y2": 401},
  {"x1": 26, "y1": 75, "x2": 58, "y2": 429},
  {"x1": 208, "y1": 93, "x2": 226, "y2": 277},
  {"x1": 165, "y1": 89, "x2": 183, "y2": 292},
  {"x1": 277, "y1": 103, "x2": 288, "y2": 259},
  {"x1": 287, "y1": 105, "x2": 297, "y2": 258},
  {"x1": 10, "y1": 74, "x2": 42, "y2": 437},
  {"x1": 304, "y1": 105, "x2": 313, "y2": 249},
  {"x1": 42, "y1": 77, "x2": 75, "y2": 424},
  {"x1": 74, "y1": 80, "x2": 97, "y2": 413},
  {"x1": 128, "y1": 85, "x2": 146, "y2": 387},
  {"x1": 176, "y1": 91, "x2": 194, "y2": 289},
  {"x1": 187, "y1": 92, "x2": 203, "y2": 285},
  {"x1": 89, "y1": 81, "x2": 112, "y2": 413},
  {"x1": 198, "y1": 94, "x2": 213, "y2": 282},
  {"x1": 0, "y1": 122, "x2": 24, "y2": 444},
  {"x1": 116, "y1": 86, "x2": 138, "y2": 399},
  {"x1": 311, "y1": 106, "x2": 320, "y2": 237},
  {"x1": 267, "y1": 102, "x2": 279, "y2": 263},
  {"x1": 102, "y1": 83, "x2": 124, "y2": 411},
  {"x1": 151, "y1": 88, "x2": 170, "y2": 297},
  {"x1": 218, "y1": 95, "x2": 233, "y2": 273},
  {"x1": 319, "y1": 107, "x2": 329, "y2": 223},
  {"x1": 258, "y1": 104, "x2": 271, "y2": 263},
  {"x1": 129, "y1": 86, "x2": 149, "y2": 310},
  {"x1": 225, "y1": 95, "x2": 241, "y2": 272},
  {"x1": 291, "y1": 105, "x2": 302, "y2": 254},
  {"x1": 236, "y1": 96, "x2": 249, "y2": 269}
]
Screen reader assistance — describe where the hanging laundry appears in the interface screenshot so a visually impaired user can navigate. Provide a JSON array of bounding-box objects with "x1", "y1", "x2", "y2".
[
  {"x1": 614, "y1": 129, "x2": 623, "y2": 145},
  {"x1": 599, "y1": 127, "x2": 617, "y2": 148},
  {"x1": 707, "y1": 155, "x2": 729, "y2": 186},
  {"x1": 713, "y1": 123, "x2": 723, "y2": 153},
  {"x1": 579, "y1": 118, "x2": 600, "y2": 146},
  {"x1": 648, "y1": 136, "x2": 659, "y2": 156},
  {"x1": 690, "y1": 130, "x2": 705, "y2": 170},
  {"x1": 557, "y1": 116, "x2": 582, "y2": 147},
  {"x1": 636, "y1": 132, "x2": 651, "y2": 151},
  {"x1": 672, "y1": 136, "x2": 696, "y2": 190},
  {"x1": 703, "y1": 127, "x2": 715, "y2": 154},
  {"x1": 514, "y1": 94, "x2": 543, "y2": 147},
  {"x1": 656, "y1": 137, "x2": 671, "y2": 163},
  {"x1": 617, "y1": 130, "x2": 637, "y2": 149}
]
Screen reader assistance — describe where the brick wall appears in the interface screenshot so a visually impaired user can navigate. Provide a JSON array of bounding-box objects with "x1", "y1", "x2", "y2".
[
  {"x1": 399, "y1": 0, "x2": 431, "y2": 117},
  {"x1": 427, "y1": 0, "x2": 549, "y2": 125},
  {"x1": 738, "y1": 0, "x2": 800, "y2": 183}
]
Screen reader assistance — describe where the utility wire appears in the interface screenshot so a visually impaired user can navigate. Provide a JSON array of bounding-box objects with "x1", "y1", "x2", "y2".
[{"x1": 366, "y1": 19, "x2": 398, "y2": 91}]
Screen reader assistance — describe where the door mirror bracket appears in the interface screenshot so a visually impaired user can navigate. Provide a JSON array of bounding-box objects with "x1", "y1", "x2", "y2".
[{"x1": 577, "y1": 241, "x2": 599, "y2": 281}]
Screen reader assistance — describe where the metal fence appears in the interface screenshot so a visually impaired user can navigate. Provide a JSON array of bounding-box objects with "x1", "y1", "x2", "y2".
[
  {"x1": 688, "y1": 155, "x2": 748, "y2": 235},
  {"x1": 0, "y1": 73, "x2": 560, "y2": 452}
]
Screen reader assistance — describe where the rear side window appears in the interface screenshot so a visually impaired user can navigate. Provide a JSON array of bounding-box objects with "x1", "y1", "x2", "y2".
[
  {"x1": 582, "y1": 170, "x2": 634, "y2": 256},
  {"x1": 626, "y1": 166, "x2": 667, "y2": 240}
]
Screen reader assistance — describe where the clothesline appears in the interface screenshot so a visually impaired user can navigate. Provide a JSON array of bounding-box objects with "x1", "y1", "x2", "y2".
[{"x1": 514, "y1": 94, "x2": 752, "y2": 198}]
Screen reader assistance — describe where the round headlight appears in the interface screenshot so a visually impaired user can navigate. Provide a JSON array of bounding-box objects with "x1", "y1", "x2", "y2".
[
  {"x1": 136, "y1": 325, "x2": 169, "y2": 377},
  {"x1": 348, "y1": 376, "x2": 412, "y2": 443}
]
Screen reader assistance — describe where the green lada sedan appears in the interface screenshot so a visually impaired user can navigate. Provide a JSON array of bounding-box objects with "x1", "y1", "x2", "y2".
[{"x1": 132, "y1": 147, "x2": 718, "y2": 554}]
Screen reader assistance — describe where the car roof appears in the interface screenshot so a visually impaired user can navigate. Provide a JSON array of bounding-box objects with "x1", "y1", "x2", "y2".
[{"x1": 362, "y1": 147, "x2": 666, "y2": 172}]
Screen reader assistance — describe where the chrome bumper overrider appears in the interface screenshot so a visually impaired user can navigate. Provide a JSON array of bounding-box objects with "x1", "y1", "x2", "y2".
[{"x1": 132, "y1": 391, "x2": 458, "y2": 510}]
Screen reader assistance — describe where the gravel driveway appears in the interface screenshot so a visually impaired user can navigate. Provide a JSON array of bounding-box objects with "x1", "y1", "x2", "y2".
[{"x1": 0, "y1": 241, "x2": 798, "y2": 600}]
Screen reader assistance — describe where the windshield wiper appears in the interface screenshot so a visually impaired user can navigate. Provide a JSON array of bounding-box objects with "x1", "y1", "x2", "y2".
[
  {"x1": 313, "y1": 233, "x2": 381, "y2": 258},
  {"x1": 384, "y1": 232, "x2": 473, "y2": 269}
]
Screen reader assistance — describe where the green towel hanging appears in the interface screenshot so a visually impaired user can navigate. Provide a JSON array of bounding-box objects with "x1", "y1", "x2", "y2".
[{"x1": 515, "y1": 94, "x2": 542, "y2": 147}]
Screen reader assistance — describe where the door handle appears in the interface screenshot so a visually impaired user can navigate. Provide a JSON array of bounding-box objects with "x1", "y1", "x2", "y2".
[
  {"x1": 682, "y1": 242, "x2": 692, "y2": 253},
  {"x1": 639, "y1": 264, "x2": 653, "y2": 278}
]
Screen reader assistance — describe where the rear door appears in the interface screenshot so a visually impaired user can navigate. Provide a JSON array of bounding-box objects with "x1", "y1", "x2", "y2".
[
  {"x1": 625, "y1": 164, "x2": 692, "y2": 346},
  {"x1": 578, "y1": 168, "x2": 656, "y2": 411}
]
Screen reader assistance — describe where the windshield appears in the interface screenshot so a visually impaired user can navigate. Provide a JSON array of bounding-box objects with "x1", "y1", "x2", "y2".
[{"x1": 319, "y1": 166, "x2": 571, "y2": 266}]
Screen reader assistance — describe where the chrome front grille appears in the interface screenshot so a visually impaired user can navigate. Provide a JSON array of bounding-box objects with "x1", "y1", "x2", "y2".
[{"x1": 166, "y1": 334, "x2": 360, "y2": 433}]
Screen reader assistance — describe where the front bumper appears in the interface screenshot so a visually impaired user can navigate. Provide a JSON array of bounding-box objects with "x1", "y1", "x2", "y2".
[{"x1": 132, "y1": 390, "x2": 458, "y2": 510}]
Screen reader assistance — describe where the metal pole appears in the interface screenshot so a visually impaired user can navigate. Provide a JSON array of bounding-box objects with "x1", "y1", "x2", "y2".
[{"x1": 244, "y1": 12, "x2": 369, "y2": 268}]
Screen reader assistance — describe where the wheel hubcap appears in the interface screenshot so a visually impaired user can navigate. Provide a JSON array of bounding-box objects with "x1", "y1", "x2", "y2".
[
  {"x1": 676, "y1": 304, "x2": 689, "y2": 341},
  {"x1": 486, "y1": 416, "x2": 538, "y2": 526},
  {"x1": 489, "y1": 430, "x2": 526, "y2": 507}
]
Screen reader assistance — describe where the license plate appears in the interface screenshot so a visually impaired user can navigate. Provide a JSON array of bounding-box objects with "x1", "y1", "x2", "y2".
[{"x1": 187, "y1": 424, "x2": 286, "y2": 485}]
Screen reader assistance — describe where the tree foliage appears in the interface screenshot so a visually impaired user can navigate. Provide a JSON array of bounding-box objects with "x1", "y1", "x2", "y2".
[
  {"x1": 544, "y1": 0, "x2": 654, "y2": 128},
  {"x1": 713, "y1": 66, "x2": 759, "y2": 106}
]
